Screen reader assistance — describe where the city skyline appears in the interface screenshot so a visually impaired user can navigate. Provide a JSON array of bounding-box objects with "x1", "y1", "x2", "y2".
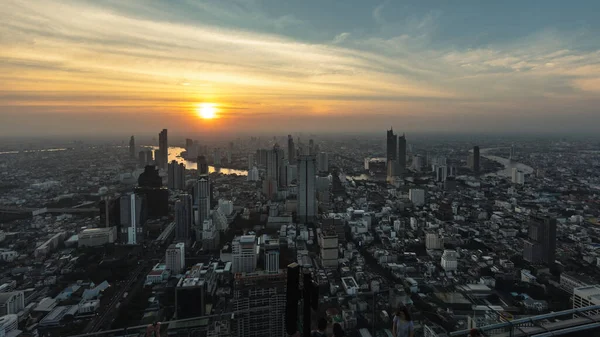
[{"x1": 2, "y1": 0, "x2": 600, "y2": 136}]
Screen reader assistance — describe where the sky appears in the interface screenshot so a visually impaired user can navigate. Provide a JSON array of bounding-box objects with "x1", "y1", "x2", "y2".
[{"x1": 1, "y1": 0, "x2": 600, "y2": 137}]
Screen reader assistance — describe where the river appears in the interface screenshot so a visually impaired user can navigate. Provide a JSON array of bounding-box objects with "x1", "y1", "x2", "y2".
[
  {"x1": 480, "y1": 147, "x2": 534, "y2": 178},
  {"x1": 155, "y1": 146, "x2": 248, "y2": 176}
]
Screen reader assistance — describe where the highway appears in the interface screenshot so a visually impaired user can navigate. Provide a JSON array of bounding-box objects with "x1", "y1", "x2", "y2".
[{"x1": 83, "y1": 263, "x2": 147, "y2": 333}]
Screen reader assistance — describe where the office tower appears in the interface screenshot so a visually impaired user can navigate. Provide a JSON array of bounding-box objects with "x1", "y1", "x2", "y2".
[
  {"x1": 138, "y1": 150, "x2": 146, "y2": 167},
  {"x1": 308, "y1": 139, "x2": 315, "y2": 155},
  {"x1": 175, "y1": 194, "x2": 193, "y2": 244},
  {"x1": 168, "y1": 161, "x2": 186, "y2": 190},
  {"x1": 129, "y1": 135, "x2": 135, "y2": 159},
  {"x1": 317, "y1": 152, "x2": 329, "y2": 173},
  {"x1": 202, "y1": 219, "x2": 220, "y2": 250},
  {"x1": 397, "y1": 134, "x2": 407, "y2": 176},
  {"x1": 119, "y1": 193, "x2": 146, "y2": 244},
  {"x1": 319, "y1": 230, "x2": 338, "y2": 268},
  {"x1": 196, "y1": 176, "x2": 211, "y2": 227},
  {"x1": 287, "y1": 135, "x2": 296, "y2": 164},
  {"x1": 386, "y1": 128, "x2": 397, "y2": 162},
  {"x1": 232, "y1": 235, "x2": 257, "y2": 273},
  {"x1": 297, "y1": 155, "x2": 317, "y2": 224},
  {"x1": 136, "y1": 166, "x2": 169, "y2": 217},
  {"x1": 158, "y1": 129, "x2": 168, "y2": 170},
  {"x1": 247, "y1": 153, "x2": 254, "y2": 171},
  {"x1": 256, "y1": 148, "x2": 269, "y2": 168},
  {"x1": 523, "y1": 216, "x2": 557, "y2": 265},
  {"x1": 197, "y1": 155, "x2": 209, "y2": 176},
  {"x1": 264, "y1": 240, "x2": 280, "y2": 273},
  {"x1": 387, "y1": 159, "x2": 398, "y2": 182},
  {"x1": 436, "y1": 165, "x2": 448, "y2": 182},
  {"x1": 286, "y1": 164, "x2": 297, "y2": 186},
  {"x1": 512, "y1": 168, "x2": 525, "y2": 185},
  {"x1": 145, "y1": 149, "x2": 153, "y2": 164},
  {"x1": 233, "y1": 271, "x2": 286, "y2": 337},
  {"x1": 266, "y1": 144, "x2": 285, "y2": 188},
  {"x1": 471, "y1": 146, "x2": 480, "y2": 173},
  {"x1": 409, "y1": 189, "x2": 425, "y2": 206},
  {"x1": 166, "y1": 242, "x2": 185, "y2": 274},
  {"x1": 213, "y1": 148, "x2": 221, "y2": 167},
  {"x1": 153, "y1": 149, "x2": 161, "y2": 166},
  {"x1": 247, "y1": 167, "x2": 259, "y2": 182}
]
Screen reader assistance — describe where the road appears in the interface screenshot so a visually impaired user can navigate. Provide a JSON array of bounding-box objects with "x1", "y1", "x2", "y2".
[{"x1": 83, "y1": 263, "x2": 147, "y2": 333}]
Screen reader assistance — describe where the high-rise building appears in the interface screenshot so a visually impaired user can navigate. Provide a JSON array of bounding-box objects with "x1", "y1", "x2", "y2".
[
  {"x1": 175, "y1": 194, "x2": 193, "y2": 244},
  {"x1": 308, "y1": 139, "x2": 315, "y2": 156},
  {"x1": 166, "y1": 242, "x2": 185, "y2": 274},
  {"x1": 297, "y1": 155, "x2": 317, "y2": 224},
  {"x1": 197, "y1": 155, "x2": 209, "y2": 176},
  {"x1": 202, "y1": 219, "x2": 220, "y2": 250},
  {"x1": 573, "y1": 285, "x2": 600, "y2": 317},
  {"x1": 168, "y1": 160, "x2": 186, "y2": 190},
  {"x1": 523, "y1": 216, "x2": 557, "y2": 265},
  {"x1": 264, "y1": 240, "x2": 280, "y2": 273},
  {"x1": 319, "y1": 230, "x2": 338, "y2": 268},
  {"x1": 129, "y1": 135, "x2": 135, "y2": 159},
  {"x1": 232, "y1": 235, "x2": 257, "y2": 273},
  {"x1": 136, "y1": 165, "x2": 169, "y2": 217},
  {"x1": 213, "y1": 148, "x2": 222, "y2": 167},
  {"x1": 512, "y1": 168, "x2": 525, "y2": 185},
  {"x1": 176, "y1": 263, "x2": 218, "y2": 319},
  {"x1": 471, "y1": 146, "x2": 480, "y2": 173},
  {"x1": 266, "y1": 144, "x2": 285, "y2": 188},
  {"x1": 195, "y1": 176, "x2": 211, "y2": 227},
  {"x1": 247, "y1": 153, "x2": 255, "y2": 171},
  {"x1": 158, "y1": 129, "x2": 168, "y2": 170},
  {"x1": 287, "y1": 135, "x2": 296, "y2": 164},
  {"x1": 119, "y1": 193, "x2": 146, "y2": 244},
  {"x1": 397, "y1": 134, "x2": 407, "y2": 176},
  {"x1": 317, "y1": 152, "x2": 329, "y2": 173},
  {"x1": 409, "y1": 189, "x2": 426, "y2": 207},
  {"x1": 145, "y1": 149, "x2": 153, "y2": 164},
  {"x1": 436, "y1": 165, "x2": 448, "y2": 182},
  {"x1": 233, "y1": 271, "x2": 286, "y2": 337},
  {"x1": 386, "y1": 128, "x2": 397, "y2": 162},
  {"x1": 138, "y1": 150, "x2": 146, "y2": 167},
  {"x1": 441, "y1": 249, "x2": 458, "y2": 272}
]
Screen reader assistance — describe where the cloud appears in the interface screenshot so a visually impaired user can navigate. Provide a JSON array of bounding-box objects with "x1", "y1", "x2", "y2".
[{"x1": 333, "y1": 32, "x2": 351, "y2": 44}]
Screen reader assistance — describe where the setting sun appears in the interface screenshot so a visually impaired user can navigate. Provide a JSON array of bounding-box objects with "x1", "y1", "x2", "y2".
[{"x1": 197, "y1": 103, "x2": 218, "y2": 119}]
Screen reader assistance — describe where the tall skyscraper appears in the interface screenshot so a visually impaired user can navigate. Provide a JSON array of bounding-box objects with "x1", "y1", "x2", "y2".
[
  {"x1": 166, "y1": 242, "x2": 185, "y2": 274},
  {"x1": 386, "y1": 128, "x2": 397, "y2": 162},
  {"x1": 195, "y1": 176, "x2": 211, "y2": 228},
  {"x1": 119, "y1": 193, "x2": 145, "y2": 244},
  {"x1": 233, "y1": 271, "x2": 286, "y2": 337},
  {"x1": 197, "y1": 155, "x2": 209, "y2": 176},
  {"x1": 168, "y1": 160, "x2": 186, "y2": 190},
  {"x1": 317, "y1": 152, "x2": 329, "y2": 173},
  {"x1": 473, "y1": 146, "x2": 480, "y2": 173},
  {"x1": 232, "y1": 235, "x2": 258, "y2": 273},
  {"x1": 287, "y1": 135, "x2": 296, "y2": 164},
  {"x1": 213, "y1": 148, "x2": 222, "y2": 167},
  {"x1": 129, "y1": 135, "x2": 135, "y2": 159},
  {"x1": 297, "y1": 155, "x2": 317, "y2": 224},
  {"x1": 175, "y1": 194, "x2": 193, "y2": 244},
  {"x1": 158, "y1": 129, "x2": 168, "y2": 169},
  {"x1": 397, "y1": 134, "x2": 407, "y2": 176},
  {"x1": 266, "y1": 144, "x2": 285, "y2": 188},
  {"x1": 523, "y1": 216, "x2": 557, "y2": 265}
]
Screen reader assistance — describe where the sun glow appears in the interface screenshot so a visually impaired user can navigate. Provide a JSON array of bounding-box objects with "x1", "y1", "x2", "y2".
[{"x1": 197, "y1": 103, "x2": 218, "y2": 119}]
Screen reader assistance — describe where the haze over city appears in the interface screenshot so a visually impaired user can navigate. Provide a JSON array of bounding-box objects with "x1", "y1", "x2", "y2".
[{"x1": 2, "y1": 0, "x2": 600, "y2": 137}]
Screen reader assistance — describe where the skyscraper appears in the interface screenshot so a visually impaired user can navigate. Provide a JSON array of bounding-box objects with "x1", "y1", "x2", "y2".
[
  {"x1": 175, "y1": 194, "x2": 193, "y2": 244},
  {"x1": 264, "y1": 240, "x2": 280, "y2": 273},
  {"x1": 232, "y1": 235, "x2": 257, "y2": 273},
  {"x1": 386, "y1": 128, "x2": 397, "y2": 162},
  {"x1": 138, "y1": 150, "x2": 146, "y2": 167},
  {"x1": 317, "y1": 152, "x2": 329, "y2": 173},
  {"x1": 523, "y1": 215, "x2": 557, "y2": 265},
  {"x1": 287, "y1": 135, "x2": 295, "y2": 164},
  {"x1": 197, "y1": 155, "x2": 209, "y2": 176},
  {"x1": 158, "y1": 129, "x2": 168, "y2": 169},
  {"x1": 473, "y1": 146, "x2": 480, "y2": 173},
  {"x1": 233, "y1": 271, "x2": 286, "y2": 337},
  {"x1": 297, "y1": 155, "x2": 317, "y2": 224},
  {"x1": 308, "y1": 139, "x2": 315, "y2": 156},
  {"x1": 129, "y1": 135, "x2": 135, "y2": 159},
  {"x1": 168, "y1": 160, "x2": 186, "y2": 190},
  {"x1": 266, "y1": 144, "x2": 285, "y2": 188},
  {"x1": 397, "y1": 134, "x2": 407, "y2": 176},
  {"x1": 119, "y1": 193, "x2": 146, "y2": 244}
]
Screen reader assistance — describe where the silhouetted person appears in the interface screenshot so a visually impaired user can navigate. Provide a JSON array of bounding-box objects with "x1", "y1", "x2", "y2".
[
  {"x1": 333, "y1": 323, "x2": 346, "y2": 337},
  {"x1": 311, "y1": 318, "x2": 328, "y2": 337},
  {"x1": 392, "y1": 307, "x2": 414, "y2": 337}
]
